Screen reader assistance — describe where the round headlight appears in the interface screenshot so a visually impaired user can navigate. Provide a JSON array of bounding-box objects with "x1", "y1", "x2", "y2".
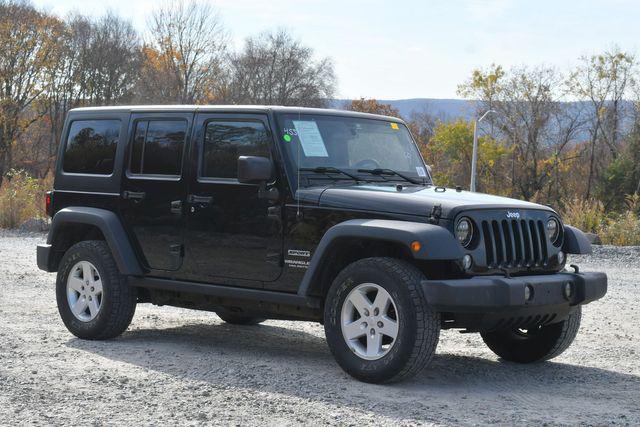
[
  {"x1": 456, "y1": 218, "x2": 474, "y2": 247},
  {"x1": 547, "y1": 218, "x2": 560, "y2": 244}
]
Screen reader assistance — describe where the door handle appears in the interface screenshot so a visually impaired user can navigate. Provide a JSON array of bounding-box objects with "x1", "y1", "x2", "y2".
[
  {"x1": 122, "y1": 191, "x2": 146, "y2": 201},
  {"x1": 187, "y1": 194, "x2": 213, "y2": 205}
]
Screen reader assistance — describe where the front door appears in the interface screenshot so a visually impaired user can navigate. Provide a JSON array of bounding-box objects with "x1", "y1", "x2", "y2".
[
  {"x1": 183, "y1": 113, "x2": 282, "y2": 286},
  {"x1": 120, "y1": 112, "x2": 192, "y2": 272}
]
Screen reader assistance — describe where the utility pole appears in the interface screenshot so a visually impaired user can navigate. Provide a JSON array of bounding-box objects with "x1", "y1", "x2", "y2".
[{"x1": 470, "y1": 109, "x2": 496, "y2": 192}]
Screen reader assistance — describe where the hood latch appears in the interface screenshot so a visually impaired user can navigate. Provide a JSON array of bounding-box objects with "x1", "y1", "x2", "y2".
[{"x1": 427, "y1": 204, "x2": 442, "y2": 224}]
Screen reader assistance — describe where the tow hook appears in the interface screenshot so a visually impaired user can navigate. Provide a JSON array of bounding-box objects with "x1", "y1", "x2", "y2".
[
  {"x1": 499, "y1": 268, "x2": 512, "y2": 278},
  {"x1": 570, "y1": 264, "x2": 580, "y2": 274}
]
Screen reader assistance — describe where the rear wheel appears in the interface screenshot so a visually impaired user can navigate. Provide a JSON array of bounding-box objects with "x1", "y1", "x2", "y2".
[
  {"x1": 56, "y1": 240, "x2": 137, "y2": 340},
  {"x1": 324, "y1": 257, "x2": 440, "y2": 383},
  {"x1": 216, "y1": 310, "x2": 265, "y2": 325},
  {"x1": 481, "y1": 307, "x2": 582, "y2": 363}
]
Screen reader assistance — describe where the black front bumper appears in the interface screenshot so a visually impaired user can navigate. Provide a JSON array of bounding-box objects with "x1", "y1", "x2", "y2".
[{"x1": 422, "y1": 271, "x2": 607, "y2": 314}]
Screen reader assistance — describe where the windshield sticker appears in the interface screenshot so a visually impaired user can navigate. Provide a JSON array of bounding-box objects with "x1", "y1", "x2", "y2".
[
  {"x1": 292, "y1": 120, "x2": 329, "y2": 157},
  {"x1": 390, "y1": 123, "x2": 399, "y2": 130},
  {"x1": 416, "y1": 166, "x2": 427, "y2": 177}
]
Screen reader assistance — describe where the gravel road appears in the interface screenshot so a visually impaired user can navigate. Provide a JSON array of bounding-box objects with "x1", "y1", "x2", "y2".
[{"x1": 0, "y1": 230, "x2": 638, "y2": 426}]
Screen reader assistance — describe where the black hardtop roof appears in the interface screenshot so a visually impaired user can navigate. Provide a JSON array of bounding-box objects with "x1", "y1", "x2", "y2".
[{"x1": 68, "y1": 105, "x2": 405, "y2": 123}]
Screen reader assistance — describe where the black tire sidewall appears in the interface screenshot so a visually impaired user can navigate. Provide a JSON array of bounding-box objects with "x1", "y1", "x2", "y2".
[
  {"x1": 216, "y1": 310, "x2": 265, "y2": 325},
  {"x1": 324, "y1": 261, "x2": 419, "y2": 383},
  {"x1": 481, "y1": 307, "x2": 582, "y2": 363},
  {"x1": 56, "y1": 242, "x2": 121, "y2": 339}
]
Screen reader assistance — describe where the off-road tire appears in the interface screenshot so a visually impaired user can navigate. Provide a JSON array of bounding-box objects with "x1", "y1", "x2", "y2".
[
  {"x1": 481, "y1": 306, "x2": 582, "y2": 363},
  {"x1": 216, "y1": 310, "x2": 265, "y2": 325},
  {"x1": 324, "y1": 257, "x2": 440, "y2": 384},
  {"x1": 56, "y1": 240, "x2": 137, "y2": 340}
]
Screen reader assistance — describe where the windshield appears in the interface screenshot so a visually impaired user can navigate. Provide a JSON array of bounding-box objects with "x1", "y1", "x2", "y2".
[{"x1": 276, "y1": 113, "x2": 430, "y2": 186}]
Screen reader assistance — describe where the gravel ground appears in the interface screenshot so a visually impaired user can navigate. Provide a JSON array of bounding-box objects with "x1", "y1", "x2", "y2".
[{"x1": 0, "y1": 230, "x2": 638, "y2": 426}]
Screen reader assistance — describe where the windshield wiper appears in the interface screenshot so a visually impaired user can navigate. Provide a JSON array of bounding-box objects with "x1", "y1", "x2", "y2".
[
  {"x1": 357, "y1": 168, "x2": 423, "y2": 185},
  {"x1": 300, "y1": 166, "x2": 362, "y2": 182}
]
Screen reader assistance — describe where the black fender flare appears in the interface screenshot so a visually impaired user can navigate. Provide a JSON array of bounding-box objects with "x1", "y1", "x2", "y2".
[
  {"x1": 562, "y1": 225, "x2": 593, "y2": 255},
  {"x1": 297, "y1": 219, "x2": 463, "y2": 296},
  {"x1": 47, "y1": 207, "x2": 143, "y2": 275}
]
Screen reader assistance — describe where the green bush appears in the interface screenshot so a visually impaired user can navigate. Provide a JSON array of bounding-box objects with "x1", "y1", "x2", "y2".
[
  {"x1": 0, "y1": 169, "x2": 46, "y2": 228},
  {"x1": 561, "y1": 194, "x2": 640, "y2": 246},
  {"x1": 599, "y1": 194, "x2": 640, "y2": 246},
  {"x1": 600, "y1": 210, "x2": 640, "y2": 245},
  {"x1": 561, "y1": 197, "x2": 606, "y2": 234}
]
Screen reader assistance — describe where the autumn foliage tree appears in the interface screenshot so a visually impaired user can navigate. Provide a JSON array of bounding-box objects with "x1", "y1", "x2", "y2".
[
  {"x1": 0, "y1": 0, "x2": 63, "y2": 184},
  {"x1": 139, "y1": 0, "x2": 227, "y2": 104},
  {"x1": 345, "y1": 98, "x2": 401, "y2": 117},
  {"x1": 227, "y1": 29, "x2": 335, "y2": 107}
]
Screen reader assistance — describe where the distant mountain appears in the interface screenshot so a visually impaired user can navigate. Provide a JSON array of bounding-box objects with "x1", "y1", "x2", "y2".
[{"x1": 331, "y1": 98, "x2": 477, "y2": 120}]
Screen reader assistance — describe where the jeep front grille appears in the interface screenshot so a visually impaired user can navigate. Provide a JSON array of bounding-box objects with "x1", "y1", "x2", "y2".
[{"x1": 481, "y1": 219, "x2": 548, "y2": 268}]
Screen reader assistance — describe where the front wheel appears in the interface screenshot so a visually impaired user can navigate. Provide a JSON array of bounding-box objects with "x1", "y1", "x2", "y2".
[
  {"x1": 480, "y1": 307, "x2": 582, "y2": 363},
  {"x1": 324, "y1": 257, "x2": 440, "y2": 384}
]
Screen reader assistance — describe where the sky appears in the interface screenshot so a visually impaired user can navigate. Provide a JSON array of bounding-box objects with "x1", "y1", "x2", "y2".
[{"x1": 32, "y1": 0, "x2": 640, "y2": 100}]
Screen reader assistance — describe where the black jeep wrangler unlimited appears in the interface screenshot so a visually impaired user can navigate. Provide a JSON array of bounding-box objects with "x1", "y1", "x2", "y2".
[{"x1": 37, "y1": 105, "x2": 607, "y2": 383}]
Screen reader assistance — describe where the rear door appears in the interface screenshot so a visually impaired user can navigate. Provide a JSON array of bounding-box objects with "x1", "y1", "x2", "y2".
[
  {"x1": 182, "y1": 113, "x2": 283, "y2": 286},
  {"x1": 120, "y1": 112, "x2": 192, "y2": 273}
]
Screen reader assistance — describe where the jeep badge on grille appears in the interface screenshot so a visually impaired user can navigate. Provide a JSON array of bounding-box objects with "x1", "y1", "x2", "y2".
[{"x1": 506, "y1": 211, "x2": 521, "y2": 219}]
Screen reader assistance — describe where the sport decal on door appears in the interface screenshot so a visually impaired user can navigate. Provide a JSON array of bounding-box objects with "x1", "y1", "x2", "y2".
[{"x1": 284, "y1": 249, "x2": 311, "y2": 269}]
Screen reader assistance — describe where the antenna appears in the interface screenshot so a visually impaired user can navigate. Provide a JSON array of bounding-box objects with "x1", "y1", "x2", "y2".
[{"x1": 296, "y1": 110, "x2": 302, "y2": 219}]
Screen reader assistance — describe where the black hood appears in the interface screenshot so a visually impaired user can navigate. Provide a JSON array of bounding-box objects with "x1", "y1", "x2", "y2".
[{"x1": 298, "y1": 183, "x2": 554, "y2": 219}]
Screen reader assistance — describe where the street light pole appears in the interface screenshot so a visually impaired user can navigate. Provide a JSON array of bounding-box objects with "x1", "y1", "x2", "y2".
[{"x1": 470, "y1": 109, "x2": 496, "y2": 192}]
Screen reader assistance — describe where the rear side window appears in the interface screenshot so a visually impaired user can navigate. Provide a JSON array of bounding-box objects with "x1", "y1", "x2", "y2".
[
  {"x1": 130, "y1": 120, "x2": 187, "y2": 176},
  {"x1": 202, "y1": 121, "x2": 270, "y2": 179},
  {"x1": 63, "y1": 120, "x2": 120, "y2": 174}
]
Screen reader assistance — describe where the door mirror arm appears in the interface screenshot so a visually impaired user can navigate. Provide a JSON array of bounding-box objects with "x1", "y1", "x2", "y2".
[{"x1": 258, "y1": 185, "x2": 280, "y2": 202}]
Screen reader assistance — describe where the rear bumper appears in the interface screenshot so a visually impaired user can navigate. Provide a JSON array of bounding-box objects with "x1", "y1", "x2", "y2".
[
  {"x1": 37, "y1": 244, "x2": 54, "y2": 272},
  {"x1": 421, "y1": 271, "x2": 607, "y2": 314}
]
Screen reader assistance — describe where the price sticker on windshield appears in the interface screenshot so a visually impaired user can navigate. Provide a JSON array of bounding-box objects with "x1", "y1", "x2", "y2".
[
  {"x1": 292, "y1": 120, "x2": 329, "y2": 157},
  {"x1": 390, "y1": 123, "x2": 399, "y2": 130}
]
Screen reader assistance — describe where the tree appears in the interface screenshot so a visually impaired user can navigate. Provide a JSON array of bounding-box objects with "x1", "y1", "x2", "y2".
[
  {"x1": 568, "y1": 48, "x2": 636, "y2": 199},
  {"x1": 425, "y1": 120, "x2": 510, "y2": 193},
  {"x1": 39, "y1": 13, "x2": 141, "y2": 176},
  {"x1": 0, "y1": 0, "x2": 64, "y2": 184},
  {"x1": 458, "y1": 65, "x2": 583, "y2": 203},
  {"x1": 345, "y1": 98, "x2": 400, "y2": 116},
  {"x1": 406, "y1": 109, "x2": 438, "y2": 148},
  {"x1": 227, "y1": 29, "x2": 335, "y2": 107},
  {"x1": 75, "y1": 13, "x2": 141, "y2": 105},
  {"x1": 140, "y1": 0, "x2": 227, "y2": 104}
]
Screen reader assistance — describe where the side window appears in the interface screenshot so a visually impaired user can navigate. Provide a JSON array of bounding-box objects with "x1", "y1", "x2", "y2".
[
  {"x1": 63, "y1": 119, "x2": 120, "y2": 174},
  {"x1": 129, "y1": 120, "x2": 187, "y2": 176},
  {"x1": 202, "y1": 121, "x2": 270, "y2": 179}
]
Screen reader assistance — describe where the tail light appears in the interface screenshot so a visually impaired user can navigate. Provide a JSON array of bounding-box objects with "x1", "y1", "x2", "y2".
[{"x1": 45, "y1": 191, "x2": 53, "y2": 217}]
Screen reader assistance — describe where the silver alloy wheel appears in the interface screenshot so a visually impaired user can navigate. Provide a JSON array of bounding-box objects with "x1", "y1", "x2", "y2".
[
  {"x1": 66, "y1": 261, "x2": 103, "y2": 322},
  {"x1": 340, "y1": 282, "x2": 399, "y2": 360}
]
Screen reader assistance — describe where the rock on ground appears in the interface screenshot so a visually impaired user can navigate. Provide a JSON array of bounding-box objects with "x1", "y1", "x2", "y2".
[{"x1": 0, "y1": 230, "x2": 638, "y2": 426}]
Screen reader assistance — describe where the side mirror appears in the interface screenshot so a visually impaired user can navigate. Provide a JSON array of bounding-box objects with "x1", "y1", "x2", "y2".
[{"x1": 238, "y1": 156, "x2": 272, "y2": 184}]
